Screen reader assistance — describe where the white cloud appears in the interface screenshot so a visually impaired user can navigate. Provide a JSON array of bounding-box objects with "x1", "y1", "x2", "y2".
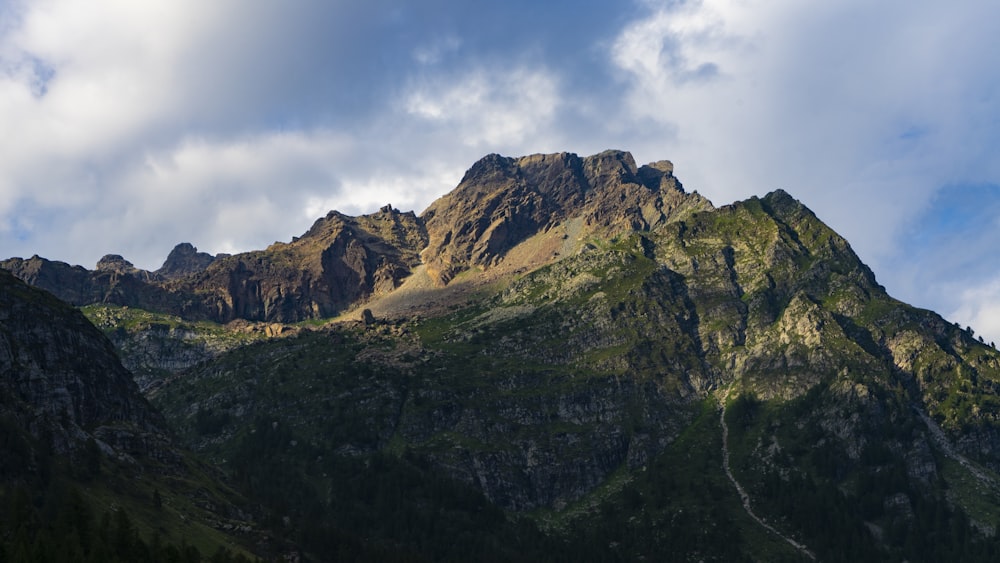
[
  {"x1": 609, "y1": 0, "x2": 1000, "y2": 300},
  {"x1": 37, "y1": 130, "x2": 357, "y2": 269},
  {"x1": 404, "y1": 65, "x2": 561, "y2": 149},
  {"x1": 950, "y1": 278, "x2": 1000, "y2": 348},
  {"x1": 0, "y1": 0, "x2": 425, "y2": 268},
  {"x1": 305, "y1": 164, "x2": 463, "y2": 220}
]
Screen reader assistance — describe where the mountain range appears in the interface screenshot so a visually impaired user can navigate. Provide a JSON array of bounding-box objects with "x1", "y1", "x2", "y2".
[{"x1": 4, "y1": 149, "x2": 1000, "y2": 561}]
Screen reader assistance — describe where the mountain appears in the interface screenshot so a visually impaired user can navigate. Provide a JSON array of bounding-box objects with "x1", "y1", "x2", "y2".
[
  {"x1": 156, "y1": 242, "x2": 217, "y2": 280},
  {"x1": 7, "y1": 149, "x2": 1000, "y2": 561},
  {"x1": 419, "y1": 150, "x2": 706, "y2": 284},
  {"x1": 1, "y1": 150, "x2": 702, "y2": 324},
  {"x1": 0, "y1": 269, "x2": 160, "y2": 452}
]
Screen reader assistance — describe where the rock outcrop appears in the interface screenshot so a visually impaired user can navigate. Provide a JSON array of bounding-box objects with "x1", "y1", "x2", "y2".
[
  {"x1": 1, "y1": 206, "x2": 428, "y2": 323},
  {"x1": 180, "y1": 204, "x2": 428, "y2": 322},
  {"x1": 156, "y1": 242, "x2": 216, "y2": 279},
  {"x1": 420, "y1": 150, "x2": 710, "y2": 284}
]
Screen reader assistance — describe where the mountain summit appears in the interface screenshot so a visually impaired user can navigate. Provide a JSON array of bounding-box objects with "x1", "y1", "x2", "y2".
[{"x1": 420, "y1": 150, "x2": 708, "y2": 284}]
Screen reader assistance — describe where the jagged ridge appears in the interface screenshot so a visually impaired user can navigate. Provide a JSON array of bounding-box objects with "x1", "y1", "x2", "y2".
[{"x1": 1, "y1": 150, "x2": 710, "y2": 323}]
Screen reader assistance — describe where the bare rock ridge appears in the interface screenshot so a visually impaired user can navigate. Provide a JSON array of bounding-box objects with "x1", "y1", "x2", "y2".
[
  {"x1": 95, "y1": 254, "x2": 140, "y2": 274},
  {"x1": 0, "y1": 205, "x2": 427, "y2": 323},
  {"x1": 156, "y1": 242, "x2": 216, "y2": 279},
  {"x1": 420, "y1": 149, "x2": 709, "y2": 284},
  {"x1": 178, "y1": 204, "x2": 428, "y2": 322},
  {"x1": 1, "y1": 149, "x2": 710, "y2": 323}
]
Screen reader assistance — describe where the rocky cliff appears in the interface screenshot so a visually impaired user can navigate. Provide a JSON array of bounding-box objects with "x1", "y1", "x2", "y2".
[
  {"x1": 0, "y1": 269, "x2": 276, "y2": 559},
  {"x1": 178, "y1": 205, "x2": 427, "y2": 322}
]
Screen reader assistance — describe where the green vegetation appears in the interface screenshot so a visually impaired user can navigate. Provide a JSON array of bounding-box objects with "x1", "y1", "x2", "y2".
[
  {"x1": 0, "y1": 482, "x2": 255, "y2": 563},
  {"x1": 0, "y1": 419, "x2": 258, "y2": 562},
  {"x1": 81, "y1": 304, "x2": 266, "y2": 345},
  {"x1": 145, "y1": 192, "x2": 1000, "y2": 559},
  {"x1": 553, "y1": 400, "x2": 805, "y2": 562},
  {"x1": 80, "y1": 304, "x2": 271, "y2": 391},
  {"x1": 14, "y1": 180, "x2": 1000, "y2": 561},
  {"x1": 725, "y1": 385, "x2": 1000, "y2": 562}
]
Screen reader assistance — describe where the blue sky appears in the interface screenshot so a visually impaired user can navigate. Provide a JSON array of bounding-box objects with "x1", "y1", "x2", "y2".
[{"x1": 2, "y1": 0, "x2": 1000, "y2": 343}]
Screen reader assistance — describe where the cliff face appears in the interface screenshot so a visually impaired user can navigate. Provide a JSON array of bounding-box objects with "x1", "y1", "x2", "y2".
[
  {"x1": 155, "y1": 242, "x2": 216, "y2": 279},
  {"x1": 0, "y1": 270, "x2": 283, "y2": 560}
]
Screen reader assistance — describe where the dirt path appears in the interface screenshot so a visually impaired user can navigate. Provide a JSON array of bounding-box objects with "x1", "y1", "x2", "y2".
[{"x1": 718, "y1": 391, "x2": 817, "y2": 560}]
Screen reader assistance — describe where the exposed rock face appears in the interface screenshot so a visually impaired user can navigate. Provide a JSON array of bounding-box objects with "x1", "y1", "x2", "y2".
[
  {"x1": 156, "y1": 242, "x2": 216, "y2": 279},
  {"x1": 0, "y1": 150, "x2": 712, "y2": 321},
  {"x1": 1, "y1": 206, "x2": 428, "y2": 323},
  {"x1": 0, "y1": 270, "x2": 273, "y2": 558},
  {"x1": 1, "y1": 255, "x2": 185, "y2": 313},
  {"x1": 1, "y1": 255, "x2": 103, "y2": 305},
  {"x1": 420, "y1": 150, "x2": 710, "y2": 284},
  {"x1": 96, "y1": 254, "x2": 141, "y2": 274},
  {"x1": 182, "y1": 205, "x2": 428, "y2": 322}
]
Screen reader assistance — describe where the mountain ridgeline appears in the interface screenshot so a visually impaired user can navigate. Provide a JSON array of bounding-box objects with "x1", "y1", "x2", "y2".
[
  {"x1": 1, "y1": 150, "x2": 699, "y2": 323},
  {"x1": 5, "y1": 149, "x2": 1000, "y2": 561}
]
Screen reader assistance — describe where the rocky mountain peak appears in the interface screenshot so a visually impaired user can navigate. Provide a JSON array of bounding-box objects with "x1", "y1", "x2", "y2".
[
  {"x1": 156, "y1": 242, "x2": 216, "y2": 279},
  {"x1": 419, "y1": 149, "x2": 710, "y2": 285},
  {"x1": 456, "y1": 152, "x2": 518, "y2": 186},
  {"x1": 95, "y1": 254, "x2": 139, "y2": 273},
  {"x1": 582, "y1": 149, "x2": 639, "y2": 187}
]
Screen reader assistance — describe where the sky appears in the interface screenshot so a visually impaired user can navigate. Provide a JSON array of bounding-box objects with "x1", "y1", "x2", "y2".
[{"x1": 2, "y1": 0, "x2": 1000, "y2": 343}]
